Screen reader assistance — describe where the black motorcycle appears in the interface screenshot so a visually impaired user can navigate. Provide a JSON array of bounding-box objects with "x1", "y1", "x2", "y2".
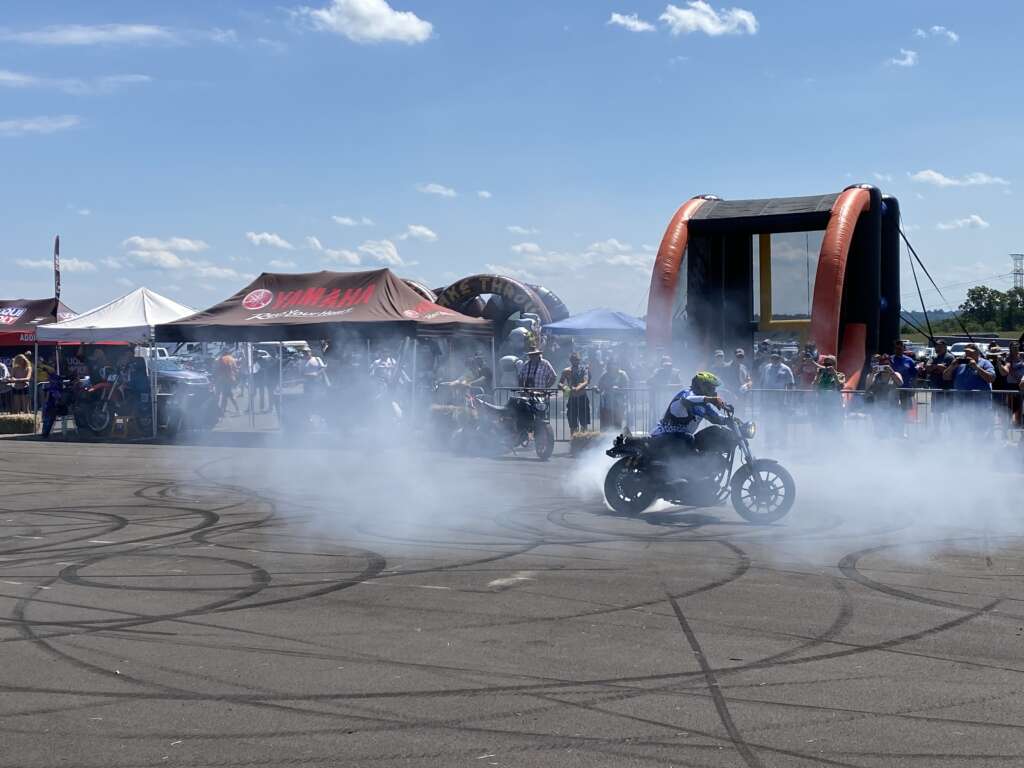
[
  {"x1": 603, "y1": 404, "x2": 795, "y2": 523},
  {"x1": 452, "y1": 388, "x2": 555, "y2": 461}
]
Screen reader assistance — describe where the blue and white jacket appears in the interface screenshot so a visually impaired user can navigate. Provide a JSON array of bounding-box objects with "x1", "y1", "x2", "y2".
[{"x1": 652, "y1": 388, "x2": 729, "y2": 436}]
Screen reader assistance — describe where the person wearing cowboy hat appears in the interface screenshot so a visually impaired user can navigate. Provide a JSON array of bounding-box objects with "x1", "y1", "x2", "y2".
[{"x1": 518, "y1": 346, "x2": 557, "y2": 390}]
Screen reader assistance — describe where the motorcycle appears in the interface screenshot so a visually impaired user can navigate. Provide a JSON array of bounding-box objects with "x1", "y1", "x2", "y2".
[
  {"x1": 603, "y1": 404, "x2": 795, "y2": 523},
  {"x1": 452, "y1": 388, "x2": 555, "y2": 461},
  {"x1": 40, "y1": 375, "x2": 92, "y2": 438},
  {"x1": 78, "y1": 363, "x2": 152, "y2": 437}
]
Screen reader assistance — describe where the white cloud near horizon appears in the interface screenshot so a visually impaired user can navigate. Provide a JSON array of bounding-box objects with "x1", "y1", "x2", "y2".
[
  {"x1": 246, "y1": 231, "x2": 295, "y2": 250},
  {"x1": 660, "y1": 2, "x2": 757, "y2": 36},
  {"x1": 888, "y1": 49, "x2": 918, "y2": 67},
  {"x1": 18, "y1": 256, "x2": 96, "y2": 272},
  {"x1": 0, "y1": 115, "x2": 80, "y2": 137},
  {"x1": 297, "y1": 0, "x2": 433, "y2": 44},
  {"x1": 476, "y1": 190, "x2": 492, "y2": 199},
  {"x1": 485, "y1": 263, "x2": 539, "y2": 282},
  {"x1": 910, "y1": 169, "x2": 1010, "y2": 187},
  {"x1": 305, "y1": 235, "x2": 361, "y2": 265},
  {"x1": 121, "y1": 235, "x2": 244, "y2": 281},
  {"x1": 607, "y1": 13, "x2": 656, "y2": 33},
  {"x1": 915, "y1": 25, "x2": 959, "y2": 43},
  {"x1": 399, "y1": 224, "x2": 438, "y2": 242},
  {"x1": 507, "y1": 225, "x2": 539, "y2": 235},
  {"x1": 937, "y1": 214, "x2": 989, "y2": 230},
  {"x1": 332, "y1": 215, "x2": 374, "y2": 226},
  {"x1": 358, "y1": 238, "x2": 404, "y2": 265},
  {"x1": 511, "y1": 242, "x2": 542, "y2": 255},
  {"x1": 0, "y1": 24, "x2": 235, "y2": 47},
  {"x1": 416, "y1": 181, "x2": 456, "y2": 197},
  {"x1": 0, "y1": 69, "x2": 151, "y2": 95},
  {"x1": 123, "y1": 236, "x2": 209, "y2": 253}
]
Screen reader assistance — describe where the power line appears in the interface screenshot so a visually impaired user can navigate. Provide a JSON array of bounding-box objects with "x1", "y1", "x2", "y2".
[{"x1": 899, "y1": 271, "x2": 1014, "y2": 301}]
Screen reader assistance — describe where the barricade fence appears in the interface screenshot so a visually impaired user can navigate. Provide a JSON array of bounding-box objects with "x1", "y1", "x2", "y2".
[{"x1": 486, "y1": 386, "x2": 1024, "y2": 445}]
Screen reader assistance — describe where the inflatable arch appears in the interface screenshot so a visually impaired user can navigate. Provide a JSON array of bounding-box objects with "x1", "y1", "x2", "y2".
[
  {"x1": 435, "y1": 275, "x2": 563, "y2": 326},
  {"x1": 646, "y1": 185, "x2": 901, "y2": 386}
]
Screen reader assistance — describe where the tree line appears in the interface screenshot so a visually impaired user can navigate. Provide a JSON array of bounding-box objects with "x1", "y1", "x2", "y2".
[{"x1": 902, "y1": 285, "x2": 1024, "y2": 335}]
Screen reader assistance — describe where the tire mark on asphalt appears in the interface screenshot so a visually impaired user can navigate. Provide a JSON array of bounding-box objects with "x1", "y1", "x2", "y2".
[{"x1": 665, "y1": 590, "x2": 764, "y2": 768}]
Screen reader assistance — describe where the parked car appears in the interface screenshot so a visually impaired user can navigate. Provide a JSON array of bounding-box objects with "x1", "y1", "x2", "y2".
[{"x1": 949, "y1": 342, "x2": 989, "y2": 358}]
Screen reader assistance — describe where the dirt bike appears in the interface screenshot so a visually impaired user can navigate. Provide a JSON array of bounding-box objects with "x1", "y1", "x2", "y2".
[
  {"x1": 40, "y1": 375, "x2": 92, "y2": 438},
  {"x1": 603, "y1": 404, "x2": 795, "y2": 523},
  {"x1": 451, "y1": 388, "x2": 555, "y2": 461}
]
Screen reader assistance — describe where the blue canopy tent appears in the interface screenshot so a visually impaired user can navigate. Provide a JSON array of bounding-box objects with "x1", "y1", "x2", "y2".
[{"x1": 544, "y1": 308, "x2": 645, "y2": 338}]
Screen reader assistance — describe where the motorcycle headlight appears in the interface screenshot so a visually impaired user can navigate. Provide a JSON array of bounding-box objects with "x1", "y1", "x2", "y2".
[
  {"x1": 742, "y1": 422, "x2": 756, "y2": 440},
  {"x1": 534, "y1": 401, "x2": 547, "y2": 414}
]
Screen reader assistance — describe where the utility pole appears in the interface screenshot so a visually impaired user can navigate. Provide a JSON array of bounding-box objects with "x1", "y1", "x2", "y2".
[{"x1": 1012, "y1": 253, "x2": 1024, "y2": 290}]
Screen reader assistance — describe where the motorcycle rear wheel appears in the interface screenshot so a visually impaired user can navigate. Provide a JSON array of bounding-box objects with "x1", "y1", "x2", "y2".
[
  {"x1": 534, "y1": 423, "x2": 554, "y2": 460},
  {"x1": 604, "y1": 458, "x2": 654, "y2": 516},
  {"x1": 85, "y1": 406, "x2": 114, "y2": 437},
  {"x1": 730, "y1": 461, "x2": 795, "y2": 524}
]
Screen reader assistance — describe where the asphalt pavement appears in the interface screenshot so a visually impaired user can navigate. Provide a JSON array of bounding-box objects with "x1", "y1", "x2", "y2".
[{"x1": 1, "y1": 436, "x2": 1022, "y2": 767}]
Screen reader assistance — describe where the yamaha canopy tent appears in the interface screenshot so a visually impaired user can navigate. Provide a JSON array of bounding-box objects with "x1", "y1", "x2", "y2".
[
  {"x1": 154, "y1": 269, "x2": 491, "y2": 342},
  {"x1": 544, "y1": 308, "x2": 646, "y2": 339}
]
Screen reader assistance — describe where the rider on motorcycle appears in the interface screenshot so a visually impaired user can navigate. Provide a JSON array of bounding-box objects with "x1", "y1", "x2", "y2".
[{"x1": 649, "y1": 371, "x2": 731, "y2": 471}]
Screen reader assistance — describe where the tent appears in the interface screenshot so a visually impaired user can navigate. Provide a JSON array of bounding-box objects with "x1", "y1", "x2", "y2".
[
  {"x1": 155, "y1": 268, "x2": 491, "y2": 342},
  {"x1": 544, "y1": 308, "x2": 646, "y2": 338},
  {"x1": 37, "y1": 287, "x2": 195, "y2": 344},
  {"x1": 0, "y1": 298, "x2": 75, "y2": 346}
]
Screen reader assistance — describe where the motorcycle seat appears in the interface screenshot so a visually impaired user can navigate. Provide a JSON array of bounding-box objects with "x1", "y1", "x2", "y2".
[{"x1": 477, "y1": 400, "x2": 507, "y2": 413}]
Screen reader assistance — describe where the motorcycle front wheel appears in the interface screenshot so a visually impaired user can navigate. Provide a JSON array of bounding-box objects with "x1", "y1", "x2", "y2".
[
  {"x1": 534, "y1": 422, "x2": 554, "y2": 460},
  {"x1": 603, "y1": 458, "x2": 654, "y2": 516},
  {"x1": 730, "y1": 460, "x2": 795, "y2": 524},
  {"x1": 85, "y1": 405, "x2": 114, "y2": 437}
]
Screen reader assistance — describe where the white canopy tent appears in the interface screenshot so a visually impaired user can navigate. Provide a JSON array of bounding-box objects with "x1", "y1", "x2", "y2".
[
  {"x1": 37, "y1": 287, "x2": 195, "y2": 344},
  {"x1": 36, "y1": 288, "x2": 196, "y2": 438}
]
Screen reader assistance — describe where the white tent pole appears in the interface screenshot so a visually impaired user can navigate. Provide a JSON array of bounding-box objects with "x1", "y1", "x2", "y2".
[
  {"x1": 150, "y1": 332, "x2": 157, "y2": 439},
  {"x1": 248, "y1": 342, "x2": 255, "y2": 430},
  {"x1": 410, "y1": 337, "x2": 418, "y2": 425},
  {"x1": 32, "y1": 341, "x2": 39, "y2": 433}
]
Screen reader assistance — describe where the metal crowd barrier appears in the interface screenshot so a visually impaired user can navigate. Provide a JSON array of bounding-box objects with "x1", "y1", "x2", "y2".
[{"x1": 487, "y1": 385, "x2": 1024, "y2": 444}]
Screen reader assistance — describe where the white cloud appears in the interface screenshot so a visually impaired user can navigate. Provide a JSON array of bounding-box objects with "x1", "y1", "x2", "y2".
[
  {"x1": 101, "y1": 257, "x2": 124, "y2": 269},
  {"x1": 268, "y1": 259, "x2": 298, "y2": 269},
  {"x1": 476, "y1": 190, "x2": 492, "y2": 199},
  {"x1": 909, "y1": 169, "x2": 1010, "y2": 187},
  {"x1": 358, "y1": 238, "x2": 403, "y2": 265},
  {"x1": 130, "y1": 249, "x2": 187, "y2": 269},
  {"x1": 191, "y1": 264, "x2": 244, "y2": 280},
  {"x1": 0, "y1": 115, "x2": 80, "y2": 137},
  {"x1": 256, "y1": 37, "x2": 288, "y2": 53},
  {"x1": 937, "y1": 214, "x2": 989, "y2": 230},
  {"x1": 400, "y1": 224, "x2": 438, "y2": 242},
  {"x1": 507, "y1": 225, "x2": 539, "y2": 235},
  {"x1": 887, "y1": 49, "x2": 918, "y2": 67},
  {"x1": 0, "y1": 24, "x2": 178, "y2": 46},
  {"x1": 485, "y1": 263, "x2": 539, "y2": 282},
  {"x1": 332, "y1": 215, "x2": 373, "y2": 226},
  {"x1": 76, "y1": 208, "x2": 91, "y2": 216},
  {"x1": 511, "y1": 242, "x2": 542, "y2": 255},
  {"x1": 306, "y1": 235, "x2": 361, "y2": 265},
  {"x1": 642, "y1": 244, "x2": 656, "y2": 252},
  {"x1": 297, "y1": 0, "x2": 433, "y2": 44},
  {"x1": 872, "y1": 171, "x2": 893, "y2": 183},
  {"x1": 416, "y1": 181, "x2": 456, "y2": 197},
  {"x1": 246, "y1": 231, "x2": 295, "y2": 250},
  {"x1": 607, "y1": 12, "x2": 656, "y2": 33},
  {"x1": 324, "y1": 248, "x2": 361, "y2": 265},
  {"x1": 585, "y1": 237, "x2": 632, "y2": 255},
  {"x1": 660, "y1": 2, "x2": 757, "y2": 36},
  {"x1": 18, "y1": 256, "x2": 96, "y2": 272},
  {"x1": 0, "y1": 71, "x2": 153, "y2": 96},
  {"x1": 123, "y1": 236, "x2": 209, "y2": 252},
  {"x1": 915, "y1": 25, "x2": 958, "y2": 43}
]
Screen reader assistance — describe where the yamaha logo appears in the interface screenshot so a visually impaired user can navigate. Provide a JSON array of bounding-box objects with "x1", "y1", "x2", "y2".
[{"x1": 242, "y1": 289, "x2": 274, "y2": 310}]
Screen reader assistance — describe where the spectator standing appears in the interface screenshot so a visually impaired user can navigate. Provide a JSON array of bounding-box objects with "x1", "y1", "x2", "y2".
[
  {"x1": 518, "y1": 347, "x2": 557, "y2": 390},
  {"x1": 924, "y1": 340, "x2": 955, "y2": 433},
  {"x1": 708, "y1": 349, "x2": 729, "y2": 380},
  {"x1": 597, "y1": 357, "x2": 629, "y2": 431},
  {"x1": 647, "y1": 355, "x2": 681, "y2": 390},
  {"x1": 1007, "y1": 342, "x2": 1024, "y2": 426},
  {"x1": 812, "y1": 355, "x2": 846, "y2": 433},
  {"x1": 0, "y1": 359, "x2": 10, "y2": 412},
  {"x1": 943, "y1": 343, "x2": 995, "y2": 434},
  {"x1": 214, "y1": 349, "x2": 240, "y2": 415},
  {"x1": 9, "y1": 354, "x2": 32, "y2": 413},
  {"x1": 758, "y1": 351, "x2": 794, "y2": 447},
  {"x1": 752, "y1": 340, "x2": 772, "y2": 373},
  {"x1": 864, "y1": 354, "x2": 903, "y2": 438},
  {"x1": 559, "y1": 351, "x2": 591, "y2": 434},
  {"x1": 891, "y1": 340, "x2": 919, "y2": 424},
  {"x1": 795, "y1": 352, "x2": 820, "y2": 389}
]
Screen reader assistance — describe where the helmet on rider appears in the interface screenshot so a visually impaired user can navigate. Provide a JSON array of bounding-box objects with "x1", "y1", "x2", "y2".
[{"x1": 690, "y1": 371, "x2": 721, "y2": 397}]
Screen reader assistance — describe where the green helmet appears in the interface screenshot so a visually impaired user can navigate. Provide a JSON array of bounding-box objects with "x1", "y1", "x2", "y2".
[{"x1": 691, "y1": 371, "x2": 721, "y2": 396}]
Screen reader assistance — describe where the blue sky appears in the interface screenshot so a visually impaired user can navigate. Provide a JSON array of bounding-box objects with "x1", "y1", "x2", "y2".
[{"x1": 2, "y1": 0, "x2": 1021, "y2": 318}]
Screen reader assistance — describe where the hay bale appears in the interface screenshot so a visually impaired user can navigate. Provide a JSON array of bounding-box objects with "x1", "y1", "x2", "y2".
[
  {"x1": 569, "y1": 430, "x2": 604, "y2": 456},
  {"x1": 0, "y1": 413, "x2": 38, "y2": 435}
]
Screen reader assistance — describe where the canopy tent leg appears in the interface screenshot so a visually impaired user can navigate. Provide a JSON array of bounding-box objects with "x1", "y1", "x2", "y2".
[
  {"x1": 32, "y1": 341, "x2": 39, "y2": 434},
  {"x1": 248, "y1": 343, "x2": 255, "y2": 430},
  {"x1": 150, "y1": 336, "x2": 157, "y2": 439},
  {"x1": 410, "y1": 338, "x2": 418, "y2": 424},
  {"x1": 278, "y1": 341, "x2": 283, "y2": 431}
]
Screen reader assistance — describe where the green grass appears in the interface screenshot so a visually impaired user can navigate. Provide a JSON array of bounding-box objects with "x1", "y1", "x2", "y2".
[{"x1": 902, "y1": 328, "x2": 1024, "y2": 345}]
